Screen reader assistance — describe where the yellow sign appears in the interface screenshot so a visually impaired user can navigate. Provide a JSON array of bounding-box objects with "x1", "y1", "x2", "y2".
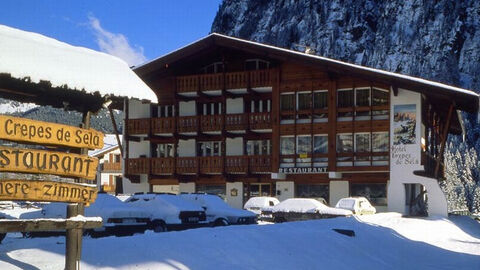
[
  {"x1": 0, "y1": 115, "x2": 104, "y2": 149},
  {"x1": 0, "y1": 146, "x2": 98, "y2": 180},
  {"x1": 299, "y1": 153, "x2": 308, "y2": 158},
  {"x1": 0, "y1": 179, "x2": 97, "y2": 204}
]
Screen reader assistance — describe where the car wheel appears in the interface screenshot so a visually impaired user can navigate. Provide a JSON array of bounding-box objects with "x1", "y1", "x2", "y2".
[
  {"x1": 0, "y1": 233, "x2": 5, "y2": 244},
  {"x1": 213, "y1": 218, "x2": 229, "y2": 227},
  {"x1": 152, "y1": 220, "x2": 167, "y2": 233}
]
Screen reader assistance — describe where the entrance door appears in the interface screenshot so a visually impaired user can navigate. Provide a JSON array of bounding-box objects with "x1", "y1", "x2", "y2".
[{"x1": 248, "y1": 183, "x2": 272, "y2": 198}]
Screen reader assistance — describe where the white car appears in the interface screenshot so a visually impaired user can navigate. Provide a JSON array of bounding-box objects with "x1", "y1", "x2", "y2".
[
  {"x1": 180, "y1": 194, "x2": 257, "y2": 226},
  {"x1": 271, "y1": 198, "x2": 353, "y2": 222},
  {"x1": 244, "y1": 197, "x2": 279, "y2": 221},
  {"x1": 125, "y1": 193, "x2": 207, "y2": 232},
  {"x1": 20, "y1": 193, "x2": 150, "y2": 237},
  {"x1": 335, "y1": 197, "x2": 377, "y2": 215}
]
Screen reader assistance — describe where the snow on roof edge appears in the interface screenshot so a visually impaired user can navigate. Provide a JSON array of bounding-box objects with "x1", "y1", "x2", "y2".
[{"x1": 0, "y1": 24, "x2": 157, "y2": 103}]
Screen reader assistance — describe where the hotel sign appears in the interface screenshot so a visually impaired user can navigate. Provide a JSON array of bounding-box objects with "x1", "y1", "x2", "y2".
[
  {"x1": 0, "y1": 179, "x2": 97, "y2": 204},
  {"x1": 278, "y1": 167, "x2": 327, "y2": 174}
]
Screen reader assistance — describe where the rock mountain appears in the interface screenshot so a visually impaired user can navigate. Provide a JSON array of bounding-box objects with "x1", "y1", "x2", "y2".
[{"x1": 212, "y1": 0, "x2": 480, "y2": 213}]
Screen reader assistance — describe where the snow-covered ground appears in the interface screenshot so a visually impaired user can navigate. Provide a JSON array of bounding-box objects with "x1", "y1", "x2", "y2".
[{"x1": 0, "y1": 213, "x2": 479, "y2": 270}]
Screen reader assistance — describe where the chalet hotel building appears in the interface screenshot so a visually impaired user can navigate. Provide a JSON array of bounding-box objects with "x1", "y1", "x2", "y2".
[{"x1": 122, "y1": 34, "x2": 478, "y2": 216}]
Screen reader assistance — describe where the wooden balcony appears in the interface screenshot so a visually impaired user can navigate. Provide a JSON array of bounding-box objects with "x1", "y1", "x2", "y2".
[
  {"x1": 200, "y1": 115, "x2": 223, "y2": 132},
  {"x1": 225, "y1": 156, "x2": 248, "y2": 173},
  {"x1": 199, "y1": 156, "x2": 223, "y2": 174},
  {"x1": 151, "y1": 157, "x2": 175, "y2": 175},
  {"x1": 152, "y1": 117, "x2": 176, "y2": 134},
  {"x1": 126, "y1": 118, "x2": 150, "y2": 135},
  {"x1": 177, "y1": 116, "x2": 198, "y2": 133},
  {"x1": 176, "y1": 157, "x2": 198, "y2": 174},
  {"x1": 225, "y1": 114, "x2": 248, "y2": 131},
  {"x1": 126, "y1": 158, "x2": 150, "y2": 174},
  {"x1": 103, "y1": 162, "x2": 121, "y2": 172},
  {"x1": 249, "y1": 112, "x2": 271, "y2": 130},
  {"x1": 249, "y1": 155, "x2": 271, "y2": 173},
  {"x1": 102, "y1": 185, "x2": 116, "y2": 193},
  {"x1": 176, "y1": 69, "x2": 274, "y2": 93}
]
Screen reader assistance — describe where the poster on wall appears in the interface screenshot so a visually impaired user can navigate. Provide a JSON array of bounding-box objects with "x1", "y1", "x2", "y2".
[{"x1": 393, "y1": 104, "x2": 416, "y2": 145}]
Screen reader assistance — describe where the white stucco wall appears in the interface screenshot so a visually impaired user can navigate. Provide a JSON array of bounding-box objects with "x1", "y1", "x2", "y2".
[
  {"x1": 128, "y1": 140, "x2": 150, "y2": 158},
  {"x1": 388, "y1": 88, "x2": 448, "y2": 217},
  {"x1": 179, "y1": 182, "x2": 196, "y2": 193},
  {"x1": 153, "y1": 185, "x2": 179, "y2": 194},
  {"x1": 226, "y1": 98, "x2": 244, "y2": 114},
  {"x1": 226, "y1": 138, "x2": 243, "y2": 156},
  {"x1": 178, "y1": 139, "x2": 196, "y2": 157},
  {"x1": 179, "y1": 101, "x2": 196, "y2": 116},
  {"x1": 276, "y1": 181, "x2": 294, "y2": 202},
  {"x1": 128, "y1": 99, "x2": 150, "y2": 118},
  {"x1": 121, "y1": 175, "x2": 149, "y2": 194},
  {"x1": 329, "y1": 181, "x2": 349, "y2": 206},
  {"x1": 226, "y1": 182, "x2": 243, "y2": 209}
]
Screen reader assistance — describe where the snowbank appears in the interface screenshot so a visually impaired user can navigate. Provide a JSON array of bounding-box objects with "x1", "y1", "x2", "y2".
[
  {"x1": 0, "y1": 213, "x2": 478, "y2": 269},
  {"x1": 272, "y1": 198, "x2": 352, "y2": 216}
]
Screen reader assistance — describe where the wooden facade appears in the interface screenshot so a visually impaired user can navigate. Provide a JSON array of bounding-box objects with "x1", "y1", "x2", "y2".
[{"x1": 124, "y1": 34, "x2": 478, "y2": 201}]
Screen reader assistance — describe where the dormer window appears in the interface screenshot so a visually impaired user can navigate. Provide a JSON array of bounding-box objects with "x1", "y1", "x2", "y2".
[
  {"x1": 201, "y1": 62, "x2": 224, "y2": 74},
  {"x1": 245, "y1": 59, "x2": 270, "y2": 71}
]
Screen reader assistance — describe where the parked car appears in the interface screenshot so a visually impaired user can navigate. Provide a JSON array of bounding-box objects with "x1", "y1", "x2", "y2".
[
  {"x1": 335, "y1": 197, "x2": 377, "y2": 215},
  {"x1": 244, "y1": 197, "x2": 280, "y2": 221},
  {"x1": 20, "y1": 193, "x2": 150, "y2": 237},
  {"x1": 270, "y1": 198, "x2": 352, "y2": 223},
  {"x1": 125, "y1": 193, "x2": 208, "y2": 232},
  {"x1": 180, "y1": 193, "x2": 257, "y2": 226}
]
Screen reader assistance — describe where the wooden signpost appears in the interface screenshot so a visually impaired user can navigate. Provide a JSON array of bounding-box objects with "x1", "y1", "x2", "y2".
[{"x1": 0, "y1": 114, "x2": 104, "y2": 270}]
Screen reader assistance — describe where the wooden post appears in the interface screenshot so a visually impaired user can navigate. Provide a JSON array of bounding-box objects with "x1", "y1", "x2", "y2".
[
  {"x1": 434, "y1": 103, "x2": 454, "y2": 178},
  {"x1": 108, "y1": 106, "x2": 124, "y2": 157},
  {"x1": 66, "y1": 111, "x2": 91, "y2": 270}
]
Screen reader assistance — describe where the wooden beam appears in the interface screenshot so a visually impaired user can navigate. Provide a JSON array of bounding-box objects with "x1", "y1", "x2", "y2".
[
  {"x1": 0, "y1": 217, "x2": 102, "y2": 233},
  {"x1": 435, "y1": 102, "x2": 454, "y2": 178},
  {"x1": 392, "y1": 85, "x2": 398, "y2": 96},
  {"x1": 108, "y1": 106, "x2": 124, "y2": 157}
]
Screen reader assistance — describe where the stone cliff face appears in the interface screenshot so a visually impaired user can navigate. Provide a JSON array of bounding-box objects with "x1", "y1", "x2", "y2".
[
  {"x1": 212, "y1": 0, "x2": 480, "y2": 92},
  {"x1": 212, "y1": 0, "x2": 480, "y2": 213}
]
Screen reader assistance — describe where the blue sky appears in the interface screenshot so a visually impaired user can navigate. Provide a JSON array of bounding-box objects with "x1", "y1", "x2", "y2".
[{"x1": 0, "y1": 0, "x2": 223, "y2": 66}]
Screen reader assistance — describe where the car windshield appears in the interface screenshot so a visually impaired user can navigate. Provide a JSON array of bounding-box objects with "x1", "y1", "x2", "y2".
[{"x1": 337, "y1": 199, "x2": 355, "y2": 209}]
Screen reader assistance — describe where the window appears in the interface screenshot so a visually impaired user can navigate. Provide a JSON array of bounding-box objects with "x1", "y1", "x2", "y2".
[
  {"x1": 114, "y1": 154, "x2": 121, "y2": 163},
  {"x1": 245, "y1": 59, "x2": 270, "y2": 71},
  {"x1": 350, "y1": 183, "x2": 387, "y2": 206},
  {"x1": 197, "y1": 141, "x2": 222, "y2": 157},
  {"x1": 337, "y1": 89, "x2": 354, "y2": 108},
  {"x1": 246, "y1": 140, "x2": 271, "y2": 155},
  {"x1": 280, "y1": 136, "x2": 295, "y2": 155},
  {"x1": 280, "y1": 93, "x2": 294, "y2": 111},
  {"x1": 297, "y1": 92, "x2": 312, "y2": 110},
  {"x1": 372, "y1": 88, "x2": 389, "y2": 106},
  {"x1": 296, "y1": 184, "x2": 329, "y2": 201},
  {"x1": 251, "y1": 99, "x2": 271, "y2": 113},
  {"x1": 313, "y1": 135, "x2": 328, "y2": 154},
  {"x1": 296, "y1": 135, "x2": 312, "y2": 154},
  {"x1": 158, "y1": 105, "x2": 175, "y2": 117},
  {"x1": 196, "y1": 184, "x2": 226, "y2": 199},
  {"x1": 313, "y1": 90, "x2": 328, "y2": 109},
  {"x1": 355, "y1": 133, "x2": 370, "y2": 152},
  {"x1": 201, "y1": 62, "x2": 223, "y2": 74},
  {"x1": 372, "y1": 132, "x2": 389, "y2": 152},
  {"x1": 200, "y1": 102, "x2": 221, "y2": 115},
  {"x1": 336, "y1": 134, "x2": 353, "y2": 153},
  {"x1": 156, "y1": 143, "x2": 175, "y2": 158},
  {"x1": 355, "y1": 88, "x2": 370, "y2": 107}
]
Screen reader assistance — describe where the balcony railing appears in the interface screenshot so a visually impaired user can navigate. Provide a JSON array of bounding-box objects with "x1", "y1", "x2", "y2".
[
  {"x1": 200, "y1": 115, "x2": 223, "y2": 132},
  {"x1": 225, "y1": 114, "x2": 248, "y2": 130},
  {"x1": 177, "y1": 116, "x2": 198, "y2": 133},
  {"x1": 176, "y1": 69, "x2": 274, "y2": 93},
  {"x1": 126, "y1": 158, "x2": 150, "y2": 174},
  {"x1": 249, "y1": 112, "x2": 271, "y2": 130},
  {"x1": 152, "y1": 117, "x2": 176, "y2": 134},
  {"x1": 126, "y1": 118, "x2": 150, "y2": 135},
  {"x1": 103, "y1": 162, "x2": 121, "y2": 172},
  {"x1": 126, "y1": 156, "x2": 271, "y2": 176},
  {"x1": 151, "y1": 157, "x2": 175, "y2": 175}
]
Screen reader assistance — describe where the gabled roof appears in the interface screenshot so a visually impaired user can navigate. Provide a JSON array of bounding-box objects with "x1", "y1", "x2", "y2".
[
  {"x1": 0, "y1": 24, "x2": 157, "y2": 112},
  {"x1": 89, "y1": 134, "x2": 122, "y2": 157},
  {"x1": 135, "y1": 33, "x2": 478, "y2": 114}
]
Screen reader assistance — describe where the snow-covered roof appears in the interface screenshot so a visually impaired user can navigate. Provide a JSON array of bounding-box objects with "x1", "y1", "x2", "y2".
[
  {"x1": 0, "y1": 24, "x2": 157, "y2": 105},
  {"x1": 135, "y1": 33, "x2": 478, "y2": 113},
  {"x1": 89, "y1": 134, "x2": 122, "y2": 157}
]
